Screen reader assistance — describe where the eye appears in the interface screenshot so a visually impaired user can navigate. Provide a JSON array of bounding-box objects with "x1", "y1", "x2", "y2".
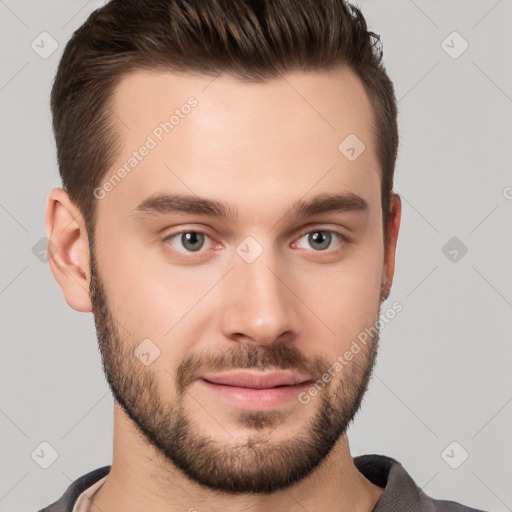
[
  {"x1": 162, "y1": 228, "x2": 345, "y2": 256},
  {"x1": 294, "y1": 230, "x2": 344, "y2": 252},
  {"x1": 164, "y1": 231, "x2": 210, "y2": 253}
]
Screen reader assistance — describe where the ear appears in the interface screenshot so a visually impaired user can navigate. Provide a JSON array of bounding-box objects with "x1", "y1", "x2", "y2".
[
  {"x1": 44, "y1": 188, "x2": 93, "y2": 312},
  {"x1": 381, "y1": 193, "x2": 401, "y2": 302}
]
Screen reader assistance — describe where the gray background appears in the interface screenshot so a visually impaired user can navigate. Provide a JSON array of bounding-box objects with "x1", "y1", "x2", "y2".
[{"x1": 1, "y1": 1, "x2": 511, "y2": 511}]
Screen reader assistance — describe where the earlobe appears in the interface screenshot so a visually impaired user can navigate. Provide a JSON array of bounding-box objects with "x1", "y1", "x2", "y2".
[
  {"x1": 381, "y1": 193, "x2": 401, "y2": 302},
  {"x1": 44, "y1": 188, "x2": 93, "y2": 312}
]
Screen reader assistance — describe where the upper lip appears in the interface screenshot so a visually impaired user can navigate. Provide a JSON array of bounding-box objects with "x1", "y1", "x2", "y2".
[{"x1": 201, "y1": 370, "x2": 312, "y2": 389}]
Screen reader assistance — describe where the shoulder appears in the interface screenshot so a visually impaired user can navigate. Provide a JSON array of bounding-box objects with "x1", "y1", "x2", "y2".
[
  {"x1": 354, "y1": 454, "x2": 490, "y2": 512},
  {"x1": 37, "y1": 465, "x2": 111, "y2": 512},
  {"x1": 431, "y1": 499, "x2": 489, "y2": 511}
]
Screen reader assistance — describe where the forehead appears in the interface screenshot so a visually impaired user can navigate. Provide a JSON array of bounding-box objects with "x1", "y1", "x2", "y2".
[
  {"x1": 100, "y1": 66, "x2": 380, "y2": 222},
  {"x1": 110, "y1": 66, "x2": 376, "y2": 148}
]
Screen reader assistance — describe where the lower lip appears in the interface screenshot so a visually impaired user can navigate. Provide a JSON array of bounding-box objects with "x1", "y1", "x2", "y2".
[{"x1": 198, "y1": 379, "x2": 311, "y2": 411}]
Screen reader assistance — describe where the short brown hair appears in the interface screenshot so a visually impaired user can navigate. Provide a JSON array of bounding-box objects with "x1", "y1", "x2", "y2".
[{"x1": 51, "y1": 0, "x2": 398, "y2": 245}]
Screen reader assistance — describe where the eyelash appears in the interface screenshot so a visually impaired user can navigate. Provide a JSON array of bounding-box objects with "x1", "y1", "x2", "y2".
[{"x1": 162, "y1": 228, "x2": 347, "y2": 257}]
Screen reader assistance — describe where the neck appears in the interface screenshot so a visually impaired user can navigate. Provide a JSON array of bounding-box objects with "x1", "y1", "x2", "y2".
[{"x1": 91, "y1": 404, "x2": 384, "y2": 512}]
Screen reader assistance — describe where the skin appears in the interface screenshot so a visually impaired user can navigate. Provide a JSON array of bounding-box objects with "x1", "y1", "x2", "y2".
[{"x1": 45, "y1": 65, "x2": 401, "y2": 512}]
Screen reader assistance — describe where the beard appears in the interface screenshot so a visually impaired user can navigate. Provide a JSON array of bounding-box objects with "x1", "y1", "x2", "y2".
[{"x1": 89, "y1": 245, "x2": 381, "y2": 495}]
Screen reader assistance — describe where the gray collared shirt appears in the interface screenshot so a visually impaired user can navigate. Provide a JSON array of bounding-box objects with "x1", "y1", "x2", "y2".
[{"x1": 37, "y1": 454, "x2": 489, "y2": 511}]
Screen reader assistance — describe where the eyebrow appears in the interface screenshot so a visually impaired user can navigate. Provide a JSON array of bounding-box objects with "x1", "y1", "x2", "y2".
[{"x1": 130, "y1": 192, "x2": 369, "y2": 223}]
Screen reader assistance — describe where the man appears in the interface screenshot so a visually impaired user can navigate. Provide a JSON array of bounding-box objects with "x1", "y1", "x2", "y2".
[{"x1": 39, "y1": 0, "x2": 487, "y2": 511}]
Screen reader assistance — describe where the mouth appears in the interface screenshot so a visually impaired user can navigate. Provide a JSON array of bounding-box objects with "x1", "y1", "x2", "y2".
[
  {"x1": 197, "y1": 371, "x2": 314, "y2": 411},
  {"x1": 200, "y1": 370, "x2": 313, "y2": 389}
]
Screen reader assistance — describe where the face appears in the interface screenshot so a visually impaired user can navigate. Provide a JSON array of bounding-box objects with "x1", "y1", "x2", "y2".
[{"x1": 87, "y1": 67, "x2": 394, "y2": 494}]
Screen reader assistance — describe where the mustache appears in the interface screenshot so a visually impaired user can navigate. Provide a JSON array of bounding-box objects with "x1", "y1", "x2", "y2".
[{"x1": 175, "y1": 343, "x2": 331, "y2": 395}]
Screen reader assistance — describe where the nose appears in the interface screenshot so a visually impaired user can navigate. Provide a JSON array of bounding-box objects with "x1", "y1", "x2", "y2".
[{"x1": 219, "y1": 246, "x2": 298, "y2": 347}]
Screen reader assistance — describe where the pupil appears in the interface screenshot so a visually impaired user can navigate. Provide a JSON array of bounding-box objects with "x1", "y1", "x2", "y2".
[
  {"x1": 182, "y1": 232, "x2": 203, "y2": 251},
  {"x1": 310, "y1": 231, "x2": 330, "y2": 250}
]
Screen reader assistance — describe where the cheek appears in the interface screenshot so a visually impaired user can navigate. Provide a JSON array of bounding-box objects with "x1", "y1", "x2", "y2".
[
  {"x1": 296, "y1": 239, "x2": 383, "y2": 345},
  {"x1": 94, "y1": 228, "x2": 218, "y2": 357},
  {"x1": 93, "y1": 227, "x2": 169, "y2": 336}
]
